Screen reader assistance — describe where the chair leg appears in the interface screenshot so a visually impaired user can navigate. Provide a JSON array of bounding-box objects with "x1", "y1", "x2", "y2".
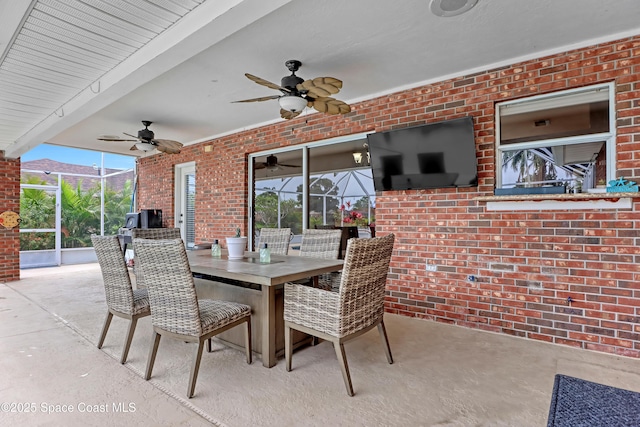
[
  {"x1": 284, "y1": 323, "x2": 293, "y2": 372},
  {"x1": 207, "y1": 338, "x2": 212, "y2": 353},
  {"x1": 188, "y1": 340, "x2": 206, "y2": 398},
  {"x1": 244, "y1": 317, "x2": 252, "y2": 364},
  {"x1": 145, "y1": 331, "x2": 161, "y2": 380},
  {"x1": 334, "y1": 341, "x2": 354, "y2": 397},
  {"x1": 120, "y1": 317, "x2": 138, "y2": 364},
  {"x1": 97, "y1": 311, "x2": 113, "y2": 349},
  {"x1": 377, "y1": 320, "x2": 394, "y2": 364}
]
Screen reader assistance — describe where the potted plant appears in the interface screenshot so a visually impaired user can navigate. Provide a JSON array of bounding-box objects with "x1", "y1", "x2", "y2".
[{"x1": 226, "y1": 228, "x2": 247, "y2": 259}]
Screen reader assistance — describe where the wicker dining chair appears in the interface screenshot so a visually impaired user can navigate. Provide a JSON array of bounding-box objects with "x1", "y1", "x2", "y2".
[
  {"x1": 130, "y1": 228, "x2": 181, "y2": 288},
  {"x1": 130, "y1": 227, "x2": 181, "y2": 240},
  {"x1": 314, "y1": 225, "x2": 358, "y2": 259},
  {"x1": 284, "y1": 233, "x2": 395, "y2": 396},
  {"x1": 299, "y1": 228, "x2": 342, "y2": 259},
  {"x1": 133, "y1": 237, "x2": 252, "y2": 398},
  {"x1": 91, "y1": 235, "x2": 151, "y2": 364},
  {"x1": 257, "y1": 227, "x2": 291, "y2": 255},
  {"x1": 299, "y1": 228, "x2": 343, "y2": 291}
]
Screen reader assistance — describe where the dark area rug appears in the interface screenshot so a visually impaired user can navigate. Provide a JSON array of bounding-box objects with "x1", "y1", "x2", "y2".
[{"x1": 547, "y1": 374, "x2": 640, "y2": 426}]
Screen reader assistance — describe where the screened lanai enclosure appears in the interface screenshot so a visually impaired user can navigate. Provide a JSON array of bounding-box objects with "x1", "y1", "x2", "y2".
[{"x1": 19, "y1": 156, "x2": 134, "y2": 268}]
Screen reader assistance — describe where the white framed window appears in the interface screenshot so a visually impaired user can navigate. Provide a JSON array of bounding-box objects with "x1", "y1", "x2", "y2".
[
  {"x1": 495, "y1": 82, "x2": 615, "y2": 194},
  {"x1": 248, "y1": 133, "x2": 376, "y2": 251}
]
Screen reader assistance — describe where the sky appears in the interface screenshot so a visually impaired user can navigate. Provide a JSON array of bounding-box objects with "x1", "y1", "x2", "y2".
[{"x1": 21, "y1": 144, "x2": 136, "y2": 170}]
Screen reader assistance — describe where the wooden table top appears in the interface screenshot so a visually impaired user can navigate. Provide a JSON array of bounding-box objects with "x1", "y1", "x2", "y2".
[{"x1": 187, "y1": 250, "x2": 344, "y2": 286}]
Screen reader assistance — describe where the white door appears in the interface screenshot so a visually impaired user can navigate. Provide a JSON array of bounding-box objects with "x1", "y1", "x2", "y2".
[{"x1": 175, "y1": 162, "x2": 196, "y2": 248}]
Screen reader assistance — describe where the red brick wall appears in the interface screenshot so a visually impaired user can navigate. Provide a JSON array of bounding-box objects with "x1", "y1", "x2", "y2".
[
  {"x1": 136, "y1": 154, "x2": 176, "y2": 228},
  {"x1": 0, "y1": 152, "x2": 21, "y2": 282},
  {"x1": 138, "y1": 35, "x2": 640, "y2": 357}
]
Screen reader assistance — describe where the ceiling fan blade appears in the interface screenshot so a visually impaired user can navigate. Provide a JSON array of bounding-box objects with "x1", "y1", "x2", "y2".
[
  {"x1": 123, "y1": 132, "x2": 144, "y2": 141},
  {"x1": 152, "y1": 139, "x2": 182, "y2": 154},
  {"x1": 97, "y1": 134, "x2": 137, "y2": 142},
  {"x1": 232, "y1": 95, "x2": 281, "y2": 103},
  {"x1": 155, "y1": 145, "x2": 175, "y2": 154},
  {"x1": 297, "y1": 77, "x2": 343, "y2": 98},
  {"x1": 245, "y1": 73, "x2": 291, "y2": 93},
  {"x1": 280, "y1": 109, "x2": 301, "y2": 120},
  {"x1": 311, "y1": 97, "x2": 351, "y2": 115}
]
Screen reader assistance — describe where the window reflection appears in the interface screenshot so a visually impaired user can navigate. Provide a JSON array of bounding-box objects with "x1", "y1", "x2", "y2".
[
  {"x1": 251, "y1": 139, "x2": 376, "y2": 253},
  {"x1": 501, "y1": 142, "x2": 606, "y2": 192}
]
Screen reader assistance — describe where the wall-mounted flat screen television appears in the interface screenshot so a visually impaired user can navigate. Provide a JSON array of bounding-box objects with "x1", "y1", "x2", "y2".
[{"x1": 367, "y1": 116, "x2": 478, "y2": 191}]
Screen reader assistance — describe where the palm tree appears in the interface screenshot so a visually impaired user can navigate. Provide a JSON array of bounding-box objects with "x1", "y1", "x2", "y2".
[
  {"x1": 502, "y1": 149, "x2": 557, "y2": 185},
  {"x1": 19, "y1": 176, "x2": 56, "y2": 250},
  {"x1": 60, "y1": 180, "x2": 100, "y2": 248},
  {"x1": 20, "y1": 175, "x2": 134, "y2": 250},
  {"x1": 103, "y1": 179, "x2": 133, "y2": 235}
]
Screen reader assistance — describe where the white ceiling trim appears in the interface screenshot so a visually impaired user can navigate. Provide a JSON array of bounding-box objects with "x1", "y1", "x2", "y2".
[
  {"x1": 0, "y1": 0, "x2": 210, "y2": 153},
  {"x1": 4, "y1": 0, "x2": 294, "y2": 158}
]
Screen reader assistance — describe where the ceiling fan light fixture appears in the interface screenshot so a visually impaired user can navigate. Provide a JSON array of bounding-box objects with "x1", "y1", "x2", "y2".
[
  {"x1": 279, "y1": 95, "x2": 307, "y2": 113},
  {"x1": 135, "y1": 141, "x2": 155, "y2": 152}
]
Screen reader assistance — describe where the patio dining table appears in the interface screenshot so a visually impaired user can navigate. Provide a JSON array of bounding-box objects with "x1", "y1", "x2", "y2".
[{"x1": 187, "y1": 250, "x2": 344, "y2": 368}]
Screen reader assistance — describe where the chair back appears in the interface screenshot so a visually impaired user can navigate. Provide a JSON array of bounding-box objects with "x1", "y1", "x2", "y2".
[
  {"x1": 314, "y1": 225, "x2": 358, "y2": 259},
  {"x1": 299, "y1": 229, "x2": 342, "y2": 259},
  {"x1": 258, "y1": 228, "x2": 291, "y2": 255},
  {"x1": 91, "y1": 235, "x2": 136, "y2": 315},
  {"x1": 133, "y1": 237, "x2": 202, "y2": 337},
  {"x1": 338, "y1": 233, "x2": 395, "y2": 334},
  {"x1": 131, "y1": 228, "x2": 181, "y2": 240},
  {"x1": 131, "y1": 228, "x2": 182, "y2": 287}
]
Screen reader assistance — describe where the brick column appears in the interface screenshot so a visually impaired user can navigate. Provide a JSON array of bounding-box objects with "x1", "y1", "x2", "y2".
[{"x1": 0, "y1": 152, "x2": 21, "y2": 282}]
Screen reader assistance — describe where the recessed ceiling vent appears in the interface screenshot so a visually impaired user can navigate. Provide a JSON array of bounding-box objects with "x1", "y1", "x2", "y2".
[{"x1": 430, "y1": 0, "x2": 479, "y2": 17}]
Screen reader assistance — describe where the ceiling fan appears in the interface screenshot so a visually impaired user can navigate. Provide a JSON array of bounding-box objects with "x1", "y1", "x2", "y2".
[
  {"x1": 254, "y1": 154, "x2": 299, "y2": 170},
  {"x1": 233, "y1": 60, "x2": 351, "y2": 120},
  {"x1": 97, "y1": 121, "x2": 183, "y2": 154}
]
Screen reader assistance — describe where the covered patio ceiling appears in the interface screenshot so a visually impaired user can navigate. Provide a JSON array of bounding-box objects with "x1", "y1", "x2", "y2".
[{"x1": 2, "y1": 0, "x2": 640, "y2": 159}]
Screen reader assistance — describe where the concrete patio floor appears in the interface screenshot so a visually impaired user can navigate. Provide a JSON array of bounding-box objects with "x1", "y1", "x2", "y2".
[{"x1": 2, "y1": 263, "x2": 640, "y2": 427}]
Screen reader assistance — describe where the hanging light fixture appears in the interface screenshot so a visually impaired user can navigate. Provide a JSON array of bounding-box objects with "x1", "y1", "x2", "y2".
[
  {"x1": 135, "y1": 141, "x2": 155, "y2": 151},
  {"x1": 278, "y1": 94, "x2": 307, "y2": 113},
  {"x1": 353, "y1": 142, "x2": 370, "y2": 165},
  {"x1": 352, "y1": 152, "x2": 363, "y2": 164}
]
